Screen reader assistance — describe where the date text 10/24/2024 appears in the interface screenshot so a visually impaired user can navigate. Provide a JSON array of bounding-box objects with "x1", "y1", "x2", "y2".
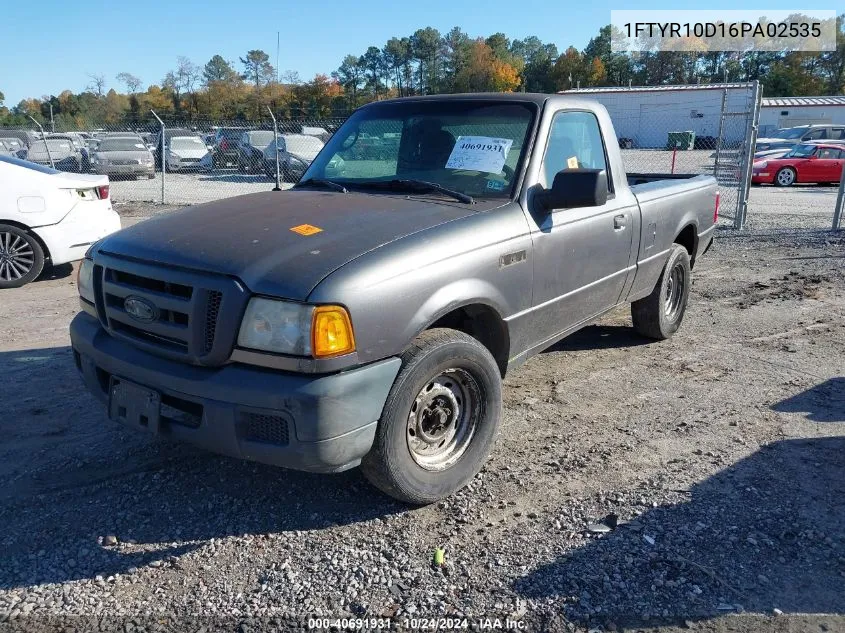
[{"x1": 308, "y1": 617, "x2": 529, "y2": 630}]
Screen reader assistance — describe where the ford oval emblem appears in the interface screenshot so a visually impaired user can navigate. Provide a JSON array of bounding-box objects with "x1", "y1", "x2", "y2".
[{"x1": 124, "y1": 296, "x2": 159, "y2": 323}]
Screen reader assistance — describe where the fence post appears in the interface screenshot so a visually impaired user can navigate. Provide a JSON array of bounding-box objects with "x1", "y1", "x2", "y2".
[
  {"x1": 735, "y1": 80, "x2": 762, "y2": 230},
  {"x1": 150, "y1": 110, "x2": 165, "y2": 204},
  {"x1": 833, "y1": 169, "x2": 845, "y2": 230},
  {"x1": 266, "y1": 106, "x2": 282, "y2": 191},
  {"x1": 27, "y1": 115, "x2": 54, "y2": 169},
  {"x1": 713, "y1": 88, "x2": 727, "y2": 184}
]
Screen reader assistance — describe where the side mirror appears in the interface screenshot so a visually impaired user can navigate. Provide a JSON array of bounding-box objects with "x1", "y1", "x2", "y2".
[{"x1": 538, "y1": 168, "x2": 608, "y2": 211}]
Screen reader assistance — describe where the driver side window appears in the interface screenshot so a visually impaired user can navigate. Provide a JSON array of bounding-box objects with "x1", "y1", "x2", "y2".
[{"x1": 541, "y1": 111, "x2": 610, "y2": 190}]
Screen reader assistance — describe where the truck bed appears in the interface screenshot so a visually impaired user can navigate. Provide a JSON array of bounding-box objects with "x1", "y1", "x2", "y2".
[{"x1": 627, "y1": 172, "x2": 706, "y2": 187}]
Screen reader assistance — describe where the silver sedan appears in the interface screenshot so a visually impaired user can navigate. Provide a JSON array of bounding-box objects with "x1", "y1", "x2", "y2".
[{"x1": 90, "y1": 136, "x2": 155, "y2": 179}]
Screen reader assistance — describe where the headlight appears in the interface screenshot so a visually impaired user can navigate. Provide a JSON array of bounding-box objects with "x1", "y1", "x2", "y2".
[
  {"x1": 77, "y1": 258, "x2": 95, "y2": 304},
  {"x1": 755, "y1": 161, "x2": 768, "y2": 169},
  {"x1": 237, "y1": 298, "x2": 355, "y2": 358}
]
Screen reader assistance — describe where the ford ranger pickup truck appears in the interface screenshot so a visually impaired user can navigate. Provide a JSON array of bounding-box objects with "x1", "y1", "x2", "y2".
[{"x1": 70, "y1": 93, "x2": 718, "y2": 504}]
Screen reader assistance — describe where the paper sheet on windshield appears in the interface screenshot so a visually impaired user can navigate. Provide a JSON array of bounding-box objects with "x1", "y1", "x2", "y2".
[{"x1": 446, "y1": 136, "x2": 513, "y2": 173}]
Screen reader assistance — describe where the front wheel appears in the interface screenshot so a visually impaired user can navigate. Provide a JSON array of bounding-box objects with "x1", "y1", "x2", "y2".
[
  {"x1": 361, "y1": 328, "x2": 502, "y2": 505},
  {"x1": 0, "y1": 224, "x2": 46, "y2": 288},
  {"x1": 631, "y1": 244, "x2": 691, "y2": 340},
  {"x1": 775, "y1": 167, "x2": 796, "y2": 187}
]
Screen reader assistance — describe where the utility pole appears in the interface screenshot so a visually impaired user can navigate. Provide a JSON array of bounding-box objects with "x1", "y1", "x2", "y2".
[{"x1": 49, "y1": 103, "x2": 54, "y2": 133}]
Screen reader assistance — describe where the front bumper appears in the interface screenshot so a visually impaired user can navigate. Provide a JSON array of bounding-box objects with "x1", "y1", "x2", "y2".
[
  {"x1": 70, "y1": 313, "x2": 401, "y2": 473},
  {"x1": 94, "y1": 164, "x2": 154, "y2": 177}
]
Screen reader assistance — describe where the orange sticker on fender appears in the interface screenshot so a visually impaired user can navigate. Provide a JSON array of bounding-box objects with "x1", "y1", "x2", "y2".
[{"x1": 290, "y1": 224, "x2": 323, "y2": 236}]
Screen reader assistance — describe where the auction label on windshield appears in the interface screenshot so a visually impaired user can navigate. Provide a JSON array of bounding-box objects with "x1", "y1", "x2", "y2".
[{"x1": 446, "y1": 136, "x2": 513, "y2": 174}]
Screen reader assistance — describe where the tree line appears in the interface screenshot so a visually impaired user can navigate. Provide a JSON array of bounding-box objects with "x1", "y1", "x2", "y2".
[{"x1": 1, "y1": 18, "x2": 843, "y2": 129}]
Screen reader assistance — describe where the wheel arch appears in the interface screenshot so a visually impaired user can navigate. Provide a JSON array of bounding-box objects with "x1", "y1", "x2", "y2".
[
  {"x1": 422, "y1": 301, "x2": 511, "y2": 378},
  {"x1": 673, "y1": 223, "x2": 698, "y2": 268},
  {"x1": 0, "y1": 219, "x2": 52, "y2": 261}
]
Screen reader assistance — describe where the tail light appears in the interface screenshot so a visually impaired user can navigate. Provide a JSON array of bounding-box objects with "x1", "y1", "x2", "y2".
[
  {"x1": 714, "y1": 191, "x2": 720, "y2": 223},
  {"x1": 220, "y1": 140, "x2": 228, "y2": 151},
  {"x1": 96, "y1": 185, "x2": 109, "y2": 200}
]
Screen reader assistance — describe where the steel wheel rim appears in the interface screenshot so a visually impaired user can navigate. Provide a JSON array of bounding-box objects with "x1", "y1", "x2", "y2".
[
  {"x1": 777, "y1": 169, "x2": 794, "y2": 186},
  {"x1": 664, "y1": 263, "x2": 685, "y2": 320},
  {"x1": 407, "y1": 368, "x2": 481, "y2": 471},
  {"x1": 0, "y1": 232, "x2": 35, "y2": 281}
]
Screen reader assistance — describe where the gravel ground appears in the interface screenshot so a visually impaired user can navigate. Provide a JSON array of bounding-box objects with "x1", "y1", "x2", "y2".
[{"x1": 0, "y1": 191, "x2": 843, "y2": 633}]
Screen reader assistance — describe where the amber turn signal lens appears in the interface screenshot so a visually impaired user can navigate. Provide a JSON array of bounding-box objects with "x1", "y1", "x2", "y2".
[{"x1": 311, "y1": 305, "x2": 355, "y2": 358}]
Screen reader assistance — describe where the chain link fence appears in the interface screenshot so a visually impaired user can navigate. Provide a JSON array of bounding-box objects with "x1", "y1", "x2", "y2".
[
  {"x1": 563, "y1": 82, "x2": 762, "y2": 228},
  {"x1": 1, "y1": 117, "x2": 347, "y2": 205}
]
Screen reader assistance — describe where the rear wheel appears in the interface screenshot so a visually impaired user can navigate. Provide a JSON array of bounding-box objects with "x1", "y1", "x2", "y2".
[
  {"x1": 631, "y1": 244, "x2": 691, "y2": 340},
  {"x1": 775, "y1": 167, "x2": 796, "y2": 187},
  {"x1": 0, "y1": 224, "x2": 45, "y2": 289},
  {"x1": 361, "y1": 328, "x2": 502, "y2": 505}
]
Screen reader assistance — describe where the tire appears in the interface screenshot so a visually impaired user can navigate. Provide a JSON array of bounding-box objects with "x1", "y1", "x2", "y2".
[
  {"x1": 0, "y1": 224, "x2": 46, "y2": 289},
  {"x1": 147, "y1": 174, "x2": 155, "y2": 180},
  {"x1": 775, "y1": 167, "x2": 796, "y2": 187},
  {"x1": 631, "y1": 244, "x2": 691, "y2": 340},
  {"x1": 361, "y1": 328, "x2": 503, "y2": 505}
]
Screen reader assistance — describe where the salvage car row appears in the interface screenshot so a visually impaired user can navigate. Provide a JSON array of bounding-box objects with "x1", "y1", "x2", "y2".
[{"x1": 0, "y1": 126, "x2": 333, "y2": 183}]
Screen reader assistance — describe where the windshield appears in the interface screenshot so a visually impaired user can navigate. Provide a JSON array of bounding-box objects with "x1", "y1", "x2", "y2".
[
  {"x1": 30, "y1": 140, "x2": 73, "y2": 152},
  {"x1": 302, "y1": 100, "x2": 537, "y2": 198},
  {"x1": 0, "y1": 154, "x2": 60, "y2": 174},
  {"x1": 0, "y1": 139, "x2": 22, "y2": 150},
  {"x1": 248, "y1": 131, "x2": 275, "y2": 147},
  {"x1": 284, "y1": 135, "x2": 324, "y2": 155},
  {"x1": 774, "y1": 128, "x2": 809, "y2": 139},
  {"x1": 99, "y1": 138, "x2": 148, "y2": 152},
  {"x1": 170, "y1": 137, "x2": 205, "y2": 150},
  {"x1": 785, "y1": 144, "x2": 816, "y2": 158}
]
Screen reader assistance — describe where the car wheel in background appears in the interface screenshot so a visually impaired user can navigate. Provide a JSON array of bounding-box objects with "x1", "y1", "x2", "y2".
[
  {"x1": 775, "y1": 167, "x2": 796, "y2": 187},
  {"x1": 631, "y1": 244, "x2": 691, "y2": 340},
  {"x1": 361, "y1": 328, "x2": 503, "y2": 505},
  {"x1": 0, "y1": 224, "x2": 46, "y2": 289}
]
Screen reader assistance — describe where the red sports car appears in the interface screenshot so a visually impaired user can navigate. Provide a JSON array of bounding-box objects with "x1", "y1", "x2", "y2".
[{"x1": 752, "y1": 143, "x2": 845, "y2": 186}]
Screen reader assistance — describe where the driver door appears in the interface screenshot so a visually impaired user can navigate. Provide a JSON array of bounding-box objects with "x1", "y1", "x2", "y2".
[{"x1": 526, "y1": 110, "x2": 637, "y2": 345}]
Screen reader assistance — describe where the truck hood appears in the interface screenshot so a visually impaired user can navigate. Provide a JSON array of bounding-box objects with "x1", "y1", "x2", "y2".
[{"x1": 97, "y1": 189, "x2": 499, "y2": 299}]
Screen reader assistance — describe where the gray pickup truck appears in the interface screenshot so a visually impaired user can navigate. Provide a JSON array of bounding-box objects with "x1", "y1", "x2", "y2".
[{"x1": 70, "y1": 94, "x2": 718, "y2": 504}]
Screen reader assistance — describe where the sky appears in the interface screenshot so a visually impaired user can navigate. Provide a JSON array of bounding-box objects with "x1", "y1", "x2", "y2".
[{"x1": 1, "y1": 0, "x2": 821, "y2": 106}]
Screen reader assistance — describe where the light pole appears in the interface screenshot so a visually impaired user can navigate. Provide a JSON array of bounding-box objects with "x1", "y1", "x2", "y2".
[
  {"x1": 150, "y1": 110, "x2": 166, "y2": 204},
  {"x1": 28, "y1": 115, "x2": 53, "y2": 168},
  {"x1": 267, "y1": 106, "x2": 282, "y2": 191}
]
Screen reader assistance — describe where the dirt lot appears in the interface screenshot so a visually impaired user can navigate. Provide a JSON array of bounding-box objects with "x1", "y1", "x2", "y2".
[{"x1": 0, "y1": 191, "x2": 843, "y2": 633}]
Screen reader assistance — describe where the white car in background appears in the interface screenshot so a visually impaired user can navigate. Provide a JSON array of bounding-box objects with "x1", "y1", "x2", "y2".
[
  {"x1": 0, "y1": 155, "x2": 121, "y2": 288},
  {"x1": 165, "y1": 136, "x2": 210, "y2": 172}
]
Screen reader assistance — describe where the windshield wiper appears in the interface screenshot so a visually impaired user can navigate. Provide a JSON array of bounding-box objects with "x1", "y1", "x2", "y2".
[
  {"x1": 355, "y1": 179, "x2": 474, "y2": 204},
  {"x1": 296, "y1": 178, "x2": 347, "y2": 193}
]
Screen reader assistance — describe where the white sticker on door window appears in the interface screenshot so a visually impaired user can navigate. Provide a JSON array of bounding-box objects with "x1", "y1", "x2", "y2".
[{"x1": 446, "y1": 136, "x2": 514, "y2": 173}]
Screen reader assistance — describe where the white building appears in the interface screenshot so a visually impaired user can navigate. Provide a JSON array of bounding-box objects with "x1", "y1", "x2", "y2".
[
  {"x1": 758, "y1": 96, "x2": 845, "y2": 137},
  {"x1": 561, "y1": 84, "x2": 756, "y2": 149}
]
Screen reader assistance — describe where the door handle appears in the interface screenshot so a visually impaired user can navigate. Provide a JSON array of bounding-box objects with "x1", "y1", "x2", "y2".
[{"x1": 614, "y1": 214, "x2": 626, "y2": 230}]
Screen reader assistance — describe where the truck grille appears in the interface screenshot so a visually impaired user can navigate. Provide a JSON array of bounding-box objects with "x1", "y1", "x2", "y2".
[
  {"x1": 204, "y1": 291, "x2": 223, "y2": 353},
  {"x1": 93, "y1": 254, "x2": 245, "y2": 365}
]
